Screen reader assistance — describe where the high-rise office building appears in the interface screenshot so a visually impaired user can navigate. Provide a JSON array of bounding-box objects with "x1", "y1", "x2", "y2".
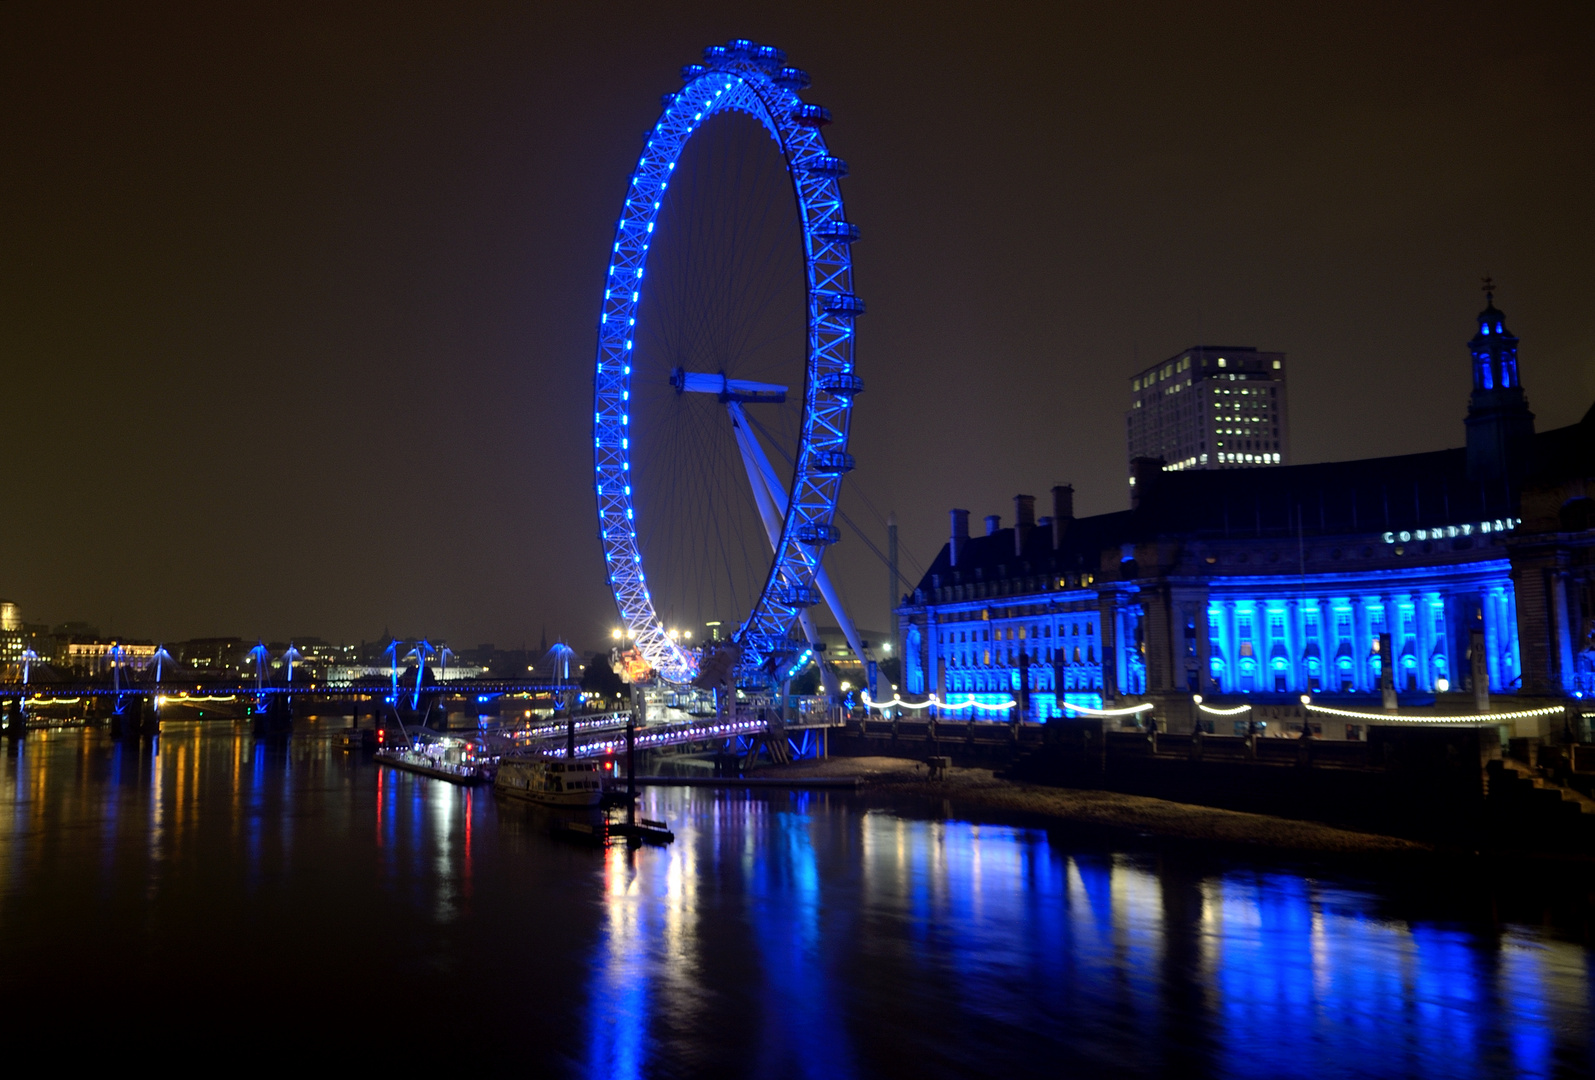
[{"x1": 1125, "y1": 346, "x2": 1290, "y2": 486}]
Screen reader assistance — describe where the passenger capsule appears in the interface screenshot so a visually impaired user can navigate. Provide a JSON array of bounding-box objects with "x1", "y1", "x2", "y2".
[
  {"x1": 794, "y1": 522, "x2": 842, "y2": 545},
  {"x1": 779, "y1": 585, "x2": 822, "y2": 608},
  {"x1": 811, "y1": 221, "x2": 860, "y2": 244},
  {"x1": 805, "y1": 155, "x2": 848, "y2": 178},
  {"x1": 821, "y1": 293, "x2": 866, "y2": 317},
  {"x1": 816, "y1": 373, "x2": 865, "y2": 396},
  {"x1": 792, "y1": 103, "x2": 832, "y2": 127},
  {"x1": 808, "y1": 451, "x2": 856, "y2": 475}
]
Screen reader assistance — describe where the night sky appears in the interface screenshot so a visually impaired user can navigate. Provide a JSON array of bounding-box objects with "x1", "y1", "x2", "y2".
[{"x1": 3, "y1": 2, "x2": 1591, "y2": 652}]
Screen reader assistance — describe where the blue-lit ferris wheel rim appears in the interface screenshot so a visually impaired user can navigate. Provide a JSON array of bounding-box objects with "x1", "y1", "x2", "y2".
[{"x1": 593, "y1": 40, "x2": 861, "y2": 683}]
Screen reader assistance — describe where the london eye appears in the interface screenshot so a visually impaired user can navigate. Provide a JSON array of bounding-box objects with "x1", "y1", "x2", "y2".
[{"x1": 592, "y1": 39, "x2": 865, "y2": 686}]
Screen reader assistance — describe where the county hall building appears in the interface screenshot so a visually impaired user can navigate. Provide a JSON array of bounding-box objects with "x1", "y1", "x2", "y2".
[{"x1": 895, "y1": 293, "x2": 1595, "y2": 738}]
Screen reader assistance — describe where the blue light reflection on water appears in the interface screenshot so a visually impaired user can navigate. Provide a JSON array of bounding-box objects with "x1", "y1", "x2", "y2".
[
  {"x1": 0, "y1": 725, "x2": 1590, "y2": 1076},
  {"x1": 581, "y1": 790, "x2": 1592, "y2": 1078}
]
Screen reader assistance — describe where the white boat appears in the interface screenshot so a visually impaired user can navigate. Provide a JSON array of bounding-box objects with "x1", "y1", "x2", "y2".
[{"x1": 495, "y1": 756, "x2": 605, "y2": 807}]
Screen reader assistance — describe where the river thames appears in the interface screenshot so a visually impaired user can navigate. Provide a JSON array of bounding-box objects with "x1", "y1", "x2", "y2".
[{"x1": 0, "y1": 720, "x2": 1589, "y2": 1077}]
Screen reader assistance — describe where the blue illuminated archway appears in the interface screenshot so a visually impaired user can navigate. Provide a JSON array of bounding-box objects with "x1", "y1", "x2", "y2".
[{"x1": 592, "y1": 40, "x2": 861, "y2": 683}]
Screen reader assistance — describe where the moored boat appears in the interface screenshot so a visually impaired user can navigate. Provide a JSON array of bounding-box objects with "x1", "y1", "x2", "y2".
[
  {"x1": 374, "y1": 743, "x2": 493, "y2": 785},
  {"x1": 495, "y1": 756, "x2": 605, "y2": 807}
]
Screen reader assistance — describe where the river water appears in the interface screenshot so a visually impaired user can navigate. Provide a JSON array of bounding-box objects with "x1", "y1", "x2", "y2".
[{"x1": 0, "y1": 720, "x2": 1590, "y2": 1077}]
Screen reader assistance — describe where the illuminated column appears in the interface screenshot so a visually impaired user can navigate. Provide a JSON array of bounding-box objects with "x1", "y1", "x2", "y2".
[
  {"x1": 1307, "y1": 596, "x2": 1323, "y2": 690},
  {"x1": 1435, "y1": 591, "x2": 1448, "y2": 685},
  {"x1": 1225, "y1": 600, "x2": 1240, "y2": 693},
  {"x1": 1287, "y1": 599, "x2": 1303, "y2": 691},
  {"x1": 1098, "y1": 596, "x2": 1120, "y2": 699},
  {"x1": 927, "y1": 609, "x2": 941, "y2": 716},
  {"x1": 1508, "y1": 581, "x2": 1527, "y2": 690},
  {"x1": 1398, "y1": 592, "x2": 1413, "y2": 691},
  {"x1": 1114, "y1": 604, "x2": 1129, "y2": 697},
  {"x1": 1483, "y1": 587, "x2": 1503, "y2": 692},
  {"x1": 1376, "y1": 594, "x2": 1394, "y2": 691},
  {"x1": 1298, "y1": 597, "x2": 1311, "y2": 690},
  {"x1": 1196, "y1": 598, "x2": 1213, "y2": 695},
  {"x1": 1422, "y1": 590, "x2": 1435, "y2": 692},
  {"x1": 1430, "y1": 591, "x2": 1446, "y2": 690},
  {"x1": 1350, "y1": 597, "x2": 1367, "y2": 692}
]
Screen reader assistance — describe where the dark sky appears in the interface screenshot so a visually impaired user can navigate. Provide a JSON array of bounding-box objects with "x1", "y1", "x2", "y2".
[{"x1": 3, "y1": 2, "x2": 1592, "y2": 651}]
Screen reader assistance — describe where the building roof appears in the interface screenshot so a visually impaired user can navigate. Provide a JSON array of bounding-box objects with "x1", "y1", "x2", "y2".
[{"x1": 909, "y1": 404, "x2": 1595, "y2": 600}]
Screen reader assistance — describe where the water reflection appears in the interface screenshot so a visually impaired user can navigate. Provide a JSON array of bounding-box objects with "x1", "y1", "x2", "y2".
[
  {"x1": 584, "y1": 791, "x2": 1591, "y2": 1078},
  {"x1": 0, "y1": 725, "x2": 1589, "y2": 1075}
]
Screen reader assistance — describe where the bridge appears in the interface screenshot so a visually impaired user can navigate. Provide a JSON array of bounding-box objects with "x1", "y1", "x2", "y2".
[
  {"x1": 0, "y1": 673, "x2": 843, "y2": 768},
  {"x1": 512, "y1": 710, "x2": 838, "y2": 767},
  {"x1": 0, "y1": 674, "x2": 579, "y2": 738}
]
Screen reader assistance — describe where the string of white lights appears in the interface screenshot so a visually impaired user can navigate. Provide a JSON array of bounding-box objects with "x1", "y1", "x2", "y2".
[
  {"x1": 1196, "y1": 702, "x2": 1253, "y2": 716},
  {"x1": 1303, "y1": 702, "x2": 1563, "y2": 723},
  {"x1": 941, "y1": 696, "x2": 1017, "y2": 712},
  {"x1": 859, "y1": 692, "x2": 1017, "y2": 713}
]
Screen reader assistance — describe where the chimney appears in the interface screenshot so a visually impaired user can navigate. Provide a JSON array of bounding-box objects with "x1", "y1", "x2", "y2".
[
  {"x1": 1013, "y1": 495, "x2": 1035, "y2": 555},
  {"x1": 1129, "y1": 457, "x2": 1164, "y2": 510},
  {"x1": 949, "y1": 508, "x2": 970, "y2": 566},
  {"x1": 985, "y1": 514, "x2": 1002, "y2": 537},
  {"x1": 1051, "y1": 484, "x2": 1074, "y2": 548}
]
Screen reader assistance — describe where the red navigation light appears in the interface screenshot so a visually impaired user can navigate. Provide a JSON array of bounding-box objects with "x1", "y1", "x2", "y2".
[{"x1": 602, "y1": 760, "x2": 614, "y2": 770}]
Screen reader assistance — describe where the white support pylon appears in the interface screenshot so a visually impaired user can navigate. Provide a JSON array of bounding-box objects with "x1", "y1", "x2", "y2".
[
  {"x1": 727, "y1": 402, "x2": 869, "y2": 680},
  {"x1": 727, "y1": 404, "x2": 839, "y2": 698}
]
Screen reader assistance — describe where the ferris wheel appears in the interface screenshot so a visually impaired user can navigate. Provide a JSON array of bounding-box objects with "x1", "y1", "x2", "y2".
[{"x1": 592, "y1": 39, "x2": 866, "y2": 685}]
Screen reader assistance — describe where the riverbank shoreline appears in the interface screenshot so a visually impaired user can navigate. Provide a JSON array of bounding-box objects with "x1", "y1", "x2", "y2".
[{"x1": 750, "y1": 756, "x2": 1430, "y2": 856}]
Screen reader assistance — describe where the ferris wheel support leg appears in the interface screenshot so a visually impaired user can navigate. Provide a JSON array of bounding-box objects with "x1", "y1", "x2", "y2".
[
  {"x1": 728, "y1": 403, "x2": 870, "y2": 667},
  {"x1": 729, "y1": 405, "x2": 845, "y2": 698}
]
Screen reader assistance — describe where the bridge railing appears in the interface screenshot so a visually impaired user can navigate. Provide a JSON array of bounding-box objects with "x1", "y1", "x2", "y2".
[{"x1": 539, "y1": 715, "x2": 772, "y2": 759}]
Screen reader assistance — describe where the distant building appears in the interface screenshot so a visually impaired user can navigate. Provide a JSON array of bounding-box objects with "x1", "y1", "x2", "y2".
[
  {"x1": 176, "y1": 638, "x2": 250, "y2": 676},
  {"x1": 1126, "y1": 345, "x2": 1290, "y2": 484},
  {"x1": 810, "y1": 623, "x2": 889, "y2": 686},
  {"x1": 0, "y1": 605, "x2": 58, "y2": 677},
  {"x1": 898, "y1": 292, "x2": 1595, "y2": 738},
  {"x1": 60, "y1": 640, "x2": 158, "y2": 674}
]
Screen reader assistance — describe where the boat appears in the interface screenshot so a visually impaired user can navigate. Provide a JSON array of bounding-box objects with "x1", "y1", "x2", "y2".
[
  {"x1": 374, "y1": 742, "x2": 493, "y2": 785},
  {"x1": 495, "y1": 756, "x2": 605, "y2": 807}
]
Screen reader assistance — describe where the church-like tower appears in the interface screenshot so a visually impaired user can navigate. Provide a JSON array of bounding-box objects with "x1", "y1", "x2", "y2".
[{"x1": 1464, "y1": 284, "x2": 1535, "y2": 488}]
